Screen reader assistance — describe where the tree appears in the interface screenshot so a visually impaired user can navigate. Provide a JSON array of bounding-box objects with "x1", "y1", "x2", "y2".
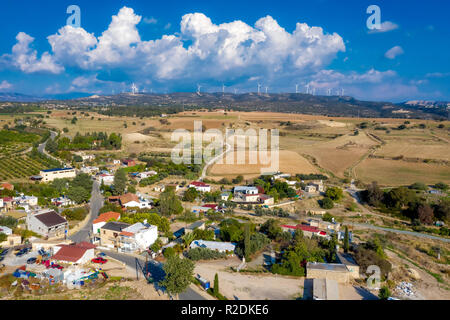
[
  {"x1": 364, "y1": 181, "x2": 384, "y2": 206},
  {"x1": 163, "y1": 247, "x2": 176, "y2": 258},
  {"x1": 260, "y1": 219, "x2": 282, "y2": 239},
  {"x1": 325, "y1": 187, "x2": 343, "y2": 201},
  {"x1": 213, "y1": 273, "x2": 219, "y2": 297},
  {"x1": 159, "y1": 256, "x2": 195, "y2": 298},
  {"x1": 244, "y1": 224, "x2": 251, "y2": 260},
  {"x1": 417, "y1": 204, "x2": 434, "y2": 225},
  {"x1": 435, "y1": 182, "x2": 448, "y2": 191},
  {"x1": 113, "y1": 169, "x2": 127, "y2": 195},
  {"x1": 321, "y1": 197, "x2": 334, "y2": 209},
  {"x1": 67, "y1": 186, "x2": 90, "y2": 204},
  {"x1": 159, "y1": 189, "x2": 183, "y2": 216},
  {"x1": 71, "y1": 117, "x2": 78, "y2": 124},
  {"x1": 0, "y1": 233, "x2": 7, "y2": 243},
  {"x1": 323, "y1": 212, "x2": 334, "y2": 222},
  {"x1": 343, "y1": 226, "x2": 349, "y2": 253},
  {"x1": 409, "y1": 182, "x2": 428, "y2": 191},
  {"x1": 183, "y1": 187, "x2": 199, "y2": 202},
  {"x1": 378, "y1": 286, "x2": 391, "y2": 300}
]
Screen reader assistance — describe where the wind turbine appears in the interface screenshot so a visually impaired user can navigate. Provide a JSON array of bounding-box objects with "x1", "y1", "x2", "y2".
[
  {"x1": 257, "y1": 83, "x2": 262, "y2": 95},
  {"x1": 131, "y1": 83, "x2": 138, "y2": 94},
  {"x1": 295, "y1": 84, "x2": 299, "y2": 94},
  {"x1": 222, "y1": 84, "x2": 226, "y2": 96},
  {"x1": 305, "y1": 84, "x2": 310, "y2": 94},
  {"x1": 265, "y1": 86, "x2": 269, "y2": 95},
  {"x1": 234, "y1": 88, "x2": 237, "y2": 95},
  {"x1": 327, "y1": 88, "x2": 332, "y2": 96},
  {"x1": 312, "y1": 88, "x2": 316, "y2": 96},
  {"x1": 197, "y1": 84, "x2": 202, "y2": 95},
  {"x1": 341, "y1": 88, "x2": 345, "y2": 96}
]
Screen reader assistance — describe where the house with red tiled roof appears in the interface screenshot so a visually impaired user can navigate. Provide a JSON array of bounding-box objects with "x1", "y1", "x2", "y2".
[
  {"x1": 52, "y1": 242, "x2": 97, "y2": 264},
  {"x1": 188, "y1": 181, "x2": 211, "y2": 192},
  {"x1": 0, "y1": 183, "x2": 14, "y2": 191},
  {"x1": 92, "y1": 211, "x2": 121, "y2": 237},
  {"x1": 281, "y1": 224, "x2": 328, "y2": 239}
]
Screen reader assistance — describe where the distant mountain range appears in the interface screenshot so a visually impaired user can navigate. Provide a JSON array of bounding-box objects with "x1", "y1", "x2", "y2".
[
  {"x1": 0, "y1": 91, "x2": 93, "y2": 102},
  {"x1": 1, "y1": 91, "x2": 448, "y2": 119}
]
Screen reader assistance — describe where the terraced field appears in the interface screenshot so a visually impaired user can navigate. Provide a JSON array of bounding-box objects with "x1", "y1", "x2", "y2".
[{"x1": 0, "y1": 151, "x2": 61, "y2": 181}]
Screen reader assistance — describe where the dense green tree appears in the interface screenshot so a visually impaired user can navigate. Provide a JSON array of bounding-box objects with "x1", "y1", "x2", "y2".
[
  {"x1": 321, "y1": 197, "x2": 334, "y2": 209},
  {"x1": 244, "y1": 224, "x2": 251, "y2": 260},
  {"x1": 113, "y1": 169, "x2": 127, "y2": 195},
  {"x1": 159, "y1": 256, "x2": 195, "y2": 298},
  {"x1": 378, "y1": 286, "x2": 391, "y2": 300},
  {"x1": 260, "y1": 219, "x2": 282, "y2": 239},
  {"x1": 159, "y1": 189, "x2": 183, "y2": 216},
  {"x1": 325, "y1": 187, "x2": 343, "y2": 201},
  {"x1": 182, "y1": 187, "x2": 199, "y2": 202},
  {"x1": 213, "y1": 273, "x2": 219, "y2": 297},
  {"x1": 67, "y1": 186, "x2": 90, "y2": 204},
  {"x1": 343, "y1": 226, "x2": 349, "y2": 253}
]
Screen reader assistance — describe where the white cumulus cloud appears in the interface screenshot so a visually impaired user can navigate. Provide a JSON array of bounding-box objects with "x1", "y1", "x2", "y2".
[
  {"x1": 0, "y1": 80, "x2": 12, "y2": 90},
  {"x1": 385, "y1": 46, "x2": 404, "y2": 59},
  {"x1": 368, "y1": 21, "x2": 399, "y2": 34},
  {"x1": 2, "y1": 7, "x2": 346, "y2": 89}
]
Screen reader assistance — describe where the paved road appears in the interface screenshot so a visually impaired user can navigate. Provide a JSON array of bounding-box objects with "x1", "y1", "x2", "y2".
[
  {"x1": 69, "y1": 180, "x2": 103, "y2": 243},
  {"x1": 199, "y1": 133, "x2": 233, "y2": 181},
  {"x1": 37, "y1": 130, "x2": 57, "y2": 154},
  {"x1": 102, "y1": 250, "x2": 206, "y2": 300}
]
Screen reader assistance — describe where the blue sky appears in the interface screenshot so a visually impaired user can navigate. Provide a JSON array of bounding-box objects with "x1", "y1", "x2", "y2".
[{"x1": 0, "y1": 0, "x2": 449, "y2": 102}]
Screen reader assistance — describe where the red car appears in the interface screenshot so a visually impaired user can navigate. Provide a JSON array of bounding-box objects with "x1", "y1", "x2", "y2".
[
  {"x1": 50, "y1": 264, "x2": 63, "y2": 270},
  {"x1": 91, "y1": 257, "x2": 108, "y2": 264}
]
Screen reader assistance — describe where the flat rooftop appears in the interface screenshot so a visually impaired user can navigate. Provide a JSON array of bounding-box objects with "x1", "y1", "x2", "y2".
[{"x1": 306, "y1": 262, "x2": 348, "y2": 272}]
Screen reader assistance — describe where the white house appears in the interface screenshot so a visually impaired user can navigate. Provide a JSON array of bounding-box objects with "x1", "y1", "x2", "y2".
[
  {"x1": 118, "y1": 222, "x2": 158, "y2": 252},
  {"x1": 189, "y1": 181, "x2": 211, "y2": 193},
  {"x1": 52, "y1": 242, "x2": 97, "y2": 264},
  {"x1": 137, "y1": 171, "x2": 157, "y2": 179},
  {"x1": 0, "y1": 225, "x2": 13, "y2": 235},
  {"x1": 80, "y1": 166, "x2": 99, "y2": 174},
  {"x1": 39, "y1": 168, "x2": 76, "y2": 182},
  {"x1": 119, "y1": 193, "x2": 152, "y2": 209},
  {"x1": 0, "y1": 198, "x2": 4, "y2": 209},
  {"x1": 233, "y1": 186, "x2": 259, "y2": 202},
  {"x1": 92, "y1": 211, "x2": 121, "y2": 241},
  {"x1": 190, "y1": 240, "x2": 236, "y2": 253},
  {"x1": 99, "y1": 173, "x2": 114, "y2": 186},
  {"x1": 14, "y1": 194, "x2": 38, "y2": 207}
]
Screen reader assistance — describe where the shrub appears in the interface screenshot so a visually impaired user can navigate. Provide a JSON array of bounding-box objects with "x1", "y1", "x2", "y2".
[{"x1": 186, "y1": 247, "x2": 227, "y2": 261}]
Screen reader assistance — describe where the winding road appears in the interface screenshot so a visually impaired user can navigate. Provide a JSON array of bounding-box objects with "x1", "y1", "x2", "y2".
[{"x1": 199, "y1": 133, "x2": 233, "y2": 181}]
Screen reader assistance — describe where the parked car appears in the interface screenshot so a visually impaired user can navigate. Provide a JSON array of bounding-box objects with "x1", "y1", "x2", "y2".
[
  {"x1": 91, "y1": 257, "x2": 108, "y2": 264},
  {"x1": 27, "y1": 257, "x2": 37, "y2": 264},
  {"x1": 97, "y1": 252, "x2": 106, "y2": 257},
  {"x1": 1, "y1": 248, "x2": 9, "y2": 256},
  {"x1": 50, "y1": 264, "x2": 63, "y2": 270}
]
